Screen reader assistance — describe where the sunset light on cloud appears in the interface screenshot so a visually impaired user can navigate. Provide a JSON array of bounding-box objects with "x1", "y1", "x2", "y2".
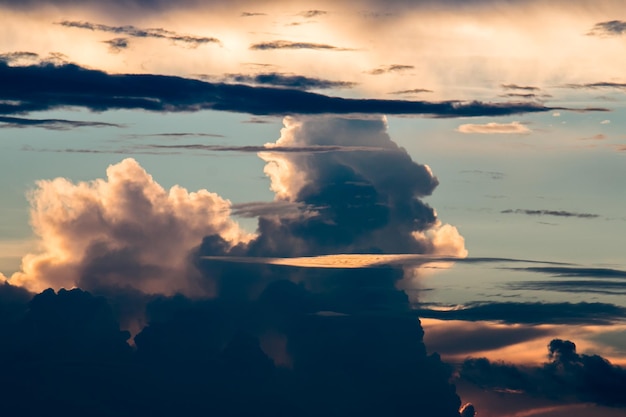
[{"x1": 1, "y1": 1, "x2": 626, "y2": 416}]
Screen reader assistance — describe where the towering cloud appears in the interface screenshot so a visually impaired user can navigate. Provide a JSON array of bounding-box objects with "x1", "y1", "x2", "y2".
[{"x1": 248, "y1": 116, "x2": 466, "y2": 257}]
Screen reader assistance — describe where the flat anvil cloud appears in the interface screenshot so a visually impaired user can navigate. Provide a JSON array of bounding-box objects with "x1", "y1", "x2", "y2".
[{"x1": 0, "y1": 61, "x2": 581, "y2": 118}]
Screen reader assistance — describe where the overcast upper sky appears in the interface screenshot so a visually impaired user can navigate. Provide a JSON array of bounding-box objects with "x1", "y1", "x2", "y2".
[{"x1": 1, "y1": 1, "x2": 626, "y2": 416}]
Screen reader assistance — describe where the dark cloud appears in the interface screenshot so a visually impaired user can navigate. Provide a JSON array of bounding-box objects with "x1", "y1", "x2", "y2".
[
  {"x1": 501, "y1": 209, "x2": 600, "y2": 218},
  {"x1": 587, "y1": 20, "x2": 626, "y2": 36},
  {"x1": 57, "y1": 20, "x2": 220, "y2": 47},
  {"x1": 414, "y1": 301, "x2": 626, "y2": 325},
  {"x1": 103, "y1": 37, "x2": 129, "y2": 52},
  {"x1": 562, "y1": 82, "x2": 626, "y2": 90},
  {"x1": 249, "y1": 40, "x2": 353, "y2": 51},
  {"x1": 298, "y1": 9, "x2": 328, "y2": 18},
  {"x1": 0, "y1": 115, "x2": 123, "y2": 130},
  {"x1": 389, "y1": 88, "x2": 433, "y2": 95},
  {"x1": 501, "y1": 83, "x2": 540, "y2": 91},
  {"x1": 0, "y1": 51, "x2": 39, "y2": 63},
  {"x1": 499, "y1": 93, "x2": 550, "y2": 99},
  {"x1": 461, "y1": 339, "x2": 626, "y2": 407},
  {"x1": 241, "y1": 11, "x2": 266, "y2": 17},
  {"x1": 222, "y1": 72, "x2": 357, "y2": 90},
  {"x1": 0, "y1": 61, "x2": 584, "y2": 118},
  {"x1": 508, "y1": 280, "x2": 626, "y2": 296},
  {"x1": 508, "y1": 266, "x2": 626, "y2": 279},
  {"x1": 368, "y1": 64, "x2": 414, "y2": 75}
]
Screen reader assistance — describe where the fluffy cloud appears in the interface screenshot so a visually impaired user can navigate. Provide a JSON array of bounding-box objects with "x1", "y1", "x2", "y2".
[
  {"x1": 456, "y1": 121, "x2": 530, "y2": 134},
  {"x1": 9, "y1": 158, "x2": 250, "y2": 295}
]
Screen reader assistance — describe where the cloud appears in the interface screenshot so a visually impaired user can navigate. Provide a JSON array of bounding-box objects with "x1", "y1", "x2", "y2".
[
  {"x1": 103, "y1": 37, "x2": 129, "y2": 53},
  {"x1": 368, "y1": 64, "x2": 414, "y2": 75},
  {"x1": 389, "y1": 88, "x2": 433, "y2": 95},
  {"x1": 230, "y1": 201, "x2": 319, "y2": 219},
  {"x1": 415, "y1": 301, "x2": 626, "y2": 325},
  {"x1": 0, "y1": 61, "x2": 581, "y2": 117},
  {"x1": 249, "y1": 40, "x2": 352, "y2": 51},
  {"x1": 0, "y1": 116, "x2": 123, "y2": 130},
  {"x1": 242, "y1": 116, "x2": 467, "y2": 258},
  {"x1": 508, "y1": 280, "x2": 626, "y2": 296},
  {"x1": 9, "y1": 158, "x2": 250, "y2": 295},
  {"x1": 587, "y1": 20, "x2": 626, "y2": 37},
  {"x1": 457, "y1": 121, "x2": 530, "y2": 134},
  {"x1": 459, "y1": 169, "x2": 505, "y2": 180},
  {"x1": 562, "y1": 81, "x2": 626, "y2": 90},
  {"x1": 460, "y1": 339, "x2": 626, "y2": 407},
  {"x1": 508, "y1": 266, "x2": 626, "y2": 278},
  {"x1": 499, "y1": 93, "x2": 549, "y2": 99},
  {"x1": 221, "y1": 72, "x2": 357, "y2": 90},
  {"x1": 501, "y1": 209, "x2": 600, "y2": 218},
  {"x1": 601, "y1": 119, "x2": 611, "y2": 124},
  {"x1": 57, "y1": 20, "x2": 221, "y2": 48},
  {"x1": 501, "y1": 84, "x2": 540, "y2": 91},
  {"x1": 241, "y1": 12, "x2": 266, "y2": 17},
  {"x1": 298, "y1": 9, "x2": 328, "y2": 18}
]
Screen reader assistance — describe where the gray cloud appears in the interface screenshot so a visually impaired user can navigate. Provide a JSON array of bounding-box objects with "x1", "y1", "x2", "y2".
[
  {"x1": 103, "y1": 37, "x2": 129, "y2": 53},
  {"x1": 508, "y1": 280, "x2": 626, "y2": 295},
  {"x1": 0, "y1": 115, "x2": 122, "y2": 130},
  {"x1": 221, "y1": 72, "x2": 357, "y2": 90},
  {"x1": 501, "y1": 209, "x2": 600, "y2": 218},
  {"x1": 587, "y1": 20, "x2": 626, "y2": 36},
  {"x1": 241, "y1": 12, "x2": 266, "y2": 17},
  {"x1": 57, "y1": 20, "x2": 221, "y2": 47},
  {"x1": 249, "y1": 40, "x2": 353, "y2": 51},
  {"x1": 368, "y1": 65, "x2": 414, "y2": 75},
  {"x1": 389, "y1": 88, "x2": 433, "y2": 95},
  {"x1": 508, "y1": 266, "x2": 626, "y2": 278},
  {"x1": 298, "y1": 9, "x2": 327, "y2": 18},
  {"x1": 501, "y1": 83, "x2": 540, "y2": 91},
  {"x1": 562, "y1": 82, "x2": 626, "y2": 90}
]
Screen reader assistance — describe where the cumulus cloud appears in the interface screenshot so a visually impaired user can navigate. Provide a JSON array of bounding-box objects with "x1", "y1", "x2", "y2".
[
  {"x1": 247, "y1": 116, "x2": 467, "y2": 257},
  {"x1": 461, "y1": 339, "x2": 626, "y2": 407},
  {"x1": 9, "y1": 158, "x2": 250, "y2": 295},
  {"x1": 457, "y1": 121, "x2": 530, "y2": 134}
]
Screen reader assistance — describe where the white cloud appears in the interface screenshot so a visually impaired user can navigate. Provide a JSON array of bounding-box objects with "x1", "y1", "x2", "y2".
[{"x1": 457, "y1": 121, "x2": 530, "y2": 134}]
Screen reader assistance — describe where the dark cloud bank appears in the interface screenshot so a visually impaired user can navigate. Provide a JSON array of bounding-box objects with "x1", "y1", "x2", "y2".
[
  {"x1": 461, "y1": 339, "x2": 626, "y2": 407},
  {"x1": 0, "y1": 59, "x2": 599, "y2": 118},
  {"x1": 1, "y1": 116, "x2": 472, "y2": 416}
]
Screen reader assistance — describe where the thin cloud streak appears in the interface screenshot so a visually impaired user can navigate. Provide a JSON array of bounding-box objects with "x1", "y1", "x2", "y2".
[
  {"x1": 457, "y1": 121, "x2": 530, "y2": 134},
  {"x1": 501, "y1": 209, "x2": 600, "y2": 218}
]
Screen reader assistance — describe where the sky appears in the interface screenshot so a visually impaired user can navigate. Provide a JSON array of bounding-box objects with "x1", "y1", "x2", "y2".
[{"x1": 1, "y1": 1, "x2": 626, "y2": 416}]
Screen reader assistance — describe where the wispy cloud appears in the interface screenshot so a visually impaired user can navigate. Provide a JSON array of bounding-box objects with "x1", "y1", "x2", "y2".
[
  {"x1": 501, "y1": 209, "x2": 600, "y2": 218},
  {"x1": 57, "y1": 20, "x2": 221, "y2": 48},
  {"x1": 457, "y1": 121, "x2": 530, "y2": 134},
  {"x1": 0, "y1": 115, "x2": 122, "y2": 130},
  {"x1": 561, "y1": 81, "x2": 626, "y2": 90},
  {"x1": 501, "y1": 84, "x2": 540, "y2": 91},
  {"x1": 249, "y1": 40, "x2": 352, "y2": 51},
  {"x1": 388, "y1": 88, "x2": 433, "y2": 95},
  {"x1": 508, "y1": 266, "x2": 626, "y2": 278},
  {"x1": 241, "y1": 12, "x2": 266, "y2": 17},
  {"x1": 102, "y1": 37, "x2": 129, "y2": 53},
  {"x1": 297, "y1": 10, "x2": 327, "y2": 18},
  {"x1": 587, "y1": 20, "x2": 626, "y2": 37},
  {"x1": 415, "y1": 301, "x2": 626, "y2": 325},
  {"x1": 220, "y1": 72, "x2": 356, "y2": 90},
  {"x1": 368, "y1": 64, "x2": 414, "y2": 75}
]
